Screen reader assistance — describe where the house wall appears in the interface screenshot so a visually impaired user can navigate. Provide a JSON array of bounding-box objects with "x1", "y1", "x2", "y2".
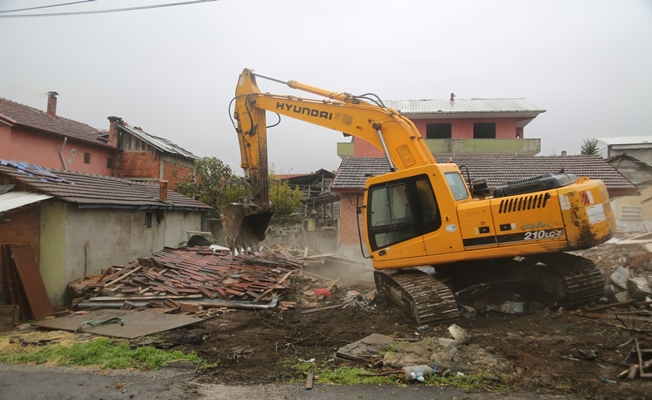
[
  {"x1": 0, "y1": 204, "x2": 41, "y2": 305},
  {"x1": 0, "y1": 126, "x2": 11, "y2": 158},
  {"x1": 353, "y1": 117, "x2": 525, "y2": 157},
  {"x1": 118, "y1": 151, "x2": 161, "y2": 178},
  {"x1": 0, "y1": 205, "x2": 41, "y2": 257},
  {"x1": 611, "y1": 185, "x2": 652, "y2": 234},
  {"x1": 411, "y1": 118, "x2": 521, "y2": 139},
  {"x1": 162, "y1": 157, "x2": 195, "y2": 190},
  {"x1": 118, "y1": 151, "x2": 195, "y2": 190},
  {"x1": 39, "y1": 204, "x2": 204, "y2": 306},
  {"x1": 337, "y1": 192, "x2": 361, "y2": 245},
  {"x1": 40, "y1": 201, "x2": 67, "y2": 306},
  {"x1": 1, "y1": 126, "x2": 115, "y2": 175}
]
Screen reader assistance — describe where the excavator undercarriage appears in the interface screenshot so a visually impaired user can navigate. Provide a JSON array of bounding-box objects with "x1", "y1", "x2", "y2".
[{"x1": 374, "y1": 252, "x2": 604, "y2": 325}]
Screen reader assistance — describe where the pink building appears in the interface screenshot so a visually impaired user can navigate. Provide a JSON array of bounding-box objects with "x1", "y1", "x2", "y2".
[{"x1": 0, "y1": 92, "x2": 118, "y2": 175}]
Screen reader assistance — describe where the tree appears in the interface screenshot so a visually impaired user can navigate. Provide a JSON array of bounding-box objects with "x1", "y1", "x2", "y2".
[
  {"x1": 175, "y1": 158, "x2": 304, "y2": 218},
  {"x1": 581, "y1": 138, "x2": 599, "y2": 155},
  {"x1": 269, "y1": 177, "x2": 304, "y2": 216},
  {"x1": 175, "y1": 157, "x2": 236, "y2": 218}
]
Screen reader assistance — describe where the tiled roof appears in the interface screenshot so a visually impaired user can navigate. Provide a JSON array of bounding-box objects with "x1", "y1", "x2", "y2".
[
  {"x1": 331, "y1": 156, "x2": 637, "y2": 196},
  {"x1": 118, "y1": 122, "x2": 198, "y2": 160},
  {"x1": 383, "y1": 98, "x2": 545, "y2": 116},
  {"x1": 0, "y1": 160, "x2": 212, "y2": 211},
  {"x1": 0, "y1": 97, "x2": 110, "y2": 147}
]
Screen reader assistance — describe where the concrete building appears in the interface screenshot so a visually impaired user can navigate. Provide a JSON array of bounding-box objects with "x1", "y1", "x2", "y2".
[
  {"x1": 596, "y1": 136, "x2": 652, "y2": 166},
  {"x1": 337, "y1": 97, "x2": 545, "y2": 159},
  {"x1": 606, "y1": 153, "x2": 652, "y2": 234}
]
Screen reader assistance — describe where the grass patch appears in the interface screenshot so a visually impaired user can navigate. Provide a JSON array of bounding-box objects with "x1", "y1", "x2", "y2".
[
  {"x1": 284, "y1": 359, "x2": 505, "y2": 390},
  {"x1": 0, "y1": 336, "x2": 203, "y2": 370},
  {"x1": 287, "y1": 360, "x2": 397, "y2": 385},
  {"x1": 429, "y1": 372, "x2": 505, "y2": 391}
]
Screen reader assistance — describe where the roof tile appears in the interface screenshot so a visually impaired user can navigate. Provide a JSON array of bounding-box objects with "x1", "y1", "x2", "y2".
[
  {"x1": 0, "y1": 97, "x2": 108, "y2": 146},
  {"x1": 332, "y1": 156, "x2": 636, "y2": 196},
  {"x1": 0, "y1": 160, "x2": 212, "y2": 211}
]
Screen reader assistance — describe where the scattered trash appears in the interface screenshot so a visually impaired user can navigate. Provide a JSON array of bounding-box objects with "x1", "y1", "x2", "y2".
[
  {"x1": 448, "y1": 324, "x2": 470, "y2": 344},
  {"x1": 402, "y1": 364, "x2": 434, "y2": 382}
]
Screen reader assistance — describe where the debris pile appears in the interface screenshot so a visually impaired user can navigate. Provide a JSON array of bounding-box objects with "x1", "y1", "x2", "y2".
[
  {"x1": 69, "y1": 246, "x2": 306, "y2": 310},
  {"x1": 574, "y1": 240, "x2": 652, "y2": 304}
]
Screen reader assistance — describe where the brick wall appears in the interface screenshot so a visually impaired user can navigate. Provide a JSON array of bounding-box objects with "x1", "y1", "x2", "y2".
[
  {"x1": 338, "y1": 192, "x2": 361, "y2": 245},
  {"x1": 0, "y1": 205, "x2": 41, "y2": 261},
  {"x1": 163, "y1": 161, "x2": 194, "y2": 190},
  {"x1": 119, "y1": 152, "x2": 160, "y2": 178}
]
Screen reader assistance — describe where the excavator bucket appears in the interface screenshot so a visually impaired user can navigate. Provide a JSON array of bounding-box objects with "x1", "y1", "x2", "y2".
[{"x1": 220, "y1": 199, "x2": 274, "y2": 253}]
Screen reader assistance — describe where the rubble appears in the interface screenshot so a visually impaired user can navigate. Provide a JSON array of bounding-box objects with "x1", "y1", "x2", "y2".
[{"x1": 69, "y1": 246, "x2": 306, "y2": 310}]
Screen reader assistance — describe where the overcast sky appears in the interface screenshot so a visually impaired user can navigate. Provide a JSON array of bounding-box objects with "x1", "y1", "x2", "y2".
[{"x1": 1, "y1": 0, "x2": 650, "y2": 174}]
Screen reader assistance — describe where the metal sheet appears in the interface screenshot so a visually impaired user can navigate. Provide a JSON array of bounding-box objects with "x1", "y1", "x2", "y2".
[
  {"x1": 0, "y1": 191, "x2": 52, "y2": 213},
  {"x1": 33, "y1": 309, "x2": 203, "y2": 339}
]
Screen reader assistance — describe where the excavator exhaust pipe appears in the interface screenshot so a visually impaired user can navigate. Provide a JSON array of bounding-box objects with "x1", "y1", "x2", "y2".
[{"x1": 220, "y1": 199, "x2": 274, "y2": 254}]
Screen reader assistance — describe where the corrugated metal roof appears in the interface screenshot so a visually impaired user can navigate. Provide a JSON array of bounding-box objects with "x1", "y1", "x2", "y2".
[
  {"x1": 0, "y1": 191, "x2": 53, "y2": 213},
  {"x1": 597, "y1": 136, "x2": 652, "y2": 145},
  {"x1": 119, "y1": 123, "x2": 198, "y2": 160},
  {"x1": 331, "y1": 156, "x2": 637, "y2": 196},
  {"x1": 0, "y1": 97, "x2": 109, "y2": 147},
  {"x1": 0, "y1": 160, "x2": 212, "y2": 211},
  {"x1": 383, "y1": 98, "x2": 545, "y2": 115}
]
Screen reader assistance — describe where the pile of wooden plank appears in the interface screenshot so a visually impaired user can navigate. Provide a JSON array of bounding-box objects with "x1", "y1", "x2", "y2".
[{"x1": 70, "y1": 246, "x2": 306, "y2": 309}]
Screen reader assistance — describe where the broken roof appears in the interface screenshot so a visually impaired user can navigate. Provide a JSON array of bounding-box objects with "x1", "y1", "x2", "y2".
[
  {"x1": 0, "y1": 97, "x2": 110, "y2": 147},
  {"x1": 0, "y1": 160, "x2": 212, "y2": 211},
  {"x1": 331, "y1": 156, "x2": 637, "y2": 197},
  {"x1": 118, "y1": 122, "x2": 198, "y2": 160}
]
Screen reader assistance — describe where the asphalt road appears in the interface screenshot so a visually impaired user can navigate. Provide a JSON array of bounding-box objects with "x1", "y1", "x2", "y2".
[{"x1": 0, "y1": 362, "x2": 549, "y2": 400}]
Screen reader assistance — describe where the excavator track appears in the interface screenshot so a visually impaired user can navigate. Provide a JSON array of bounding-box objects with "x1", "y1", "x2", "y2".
[
  {"x1": 539, "y1": 253, "x2": 605, "y2": 309},
  {"x1": 375, "y1": 253, "x2": 603, "y2": 325},
  {"x1": 374, "y1": 269, "x2": 460, "y2": 326}
]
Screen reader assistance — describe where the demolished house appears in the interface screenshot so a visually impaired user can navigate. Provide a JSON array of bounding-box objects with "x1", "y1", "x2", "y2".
[{"x1": 0, "y1": 159, "x2": 213, "y2": 309}]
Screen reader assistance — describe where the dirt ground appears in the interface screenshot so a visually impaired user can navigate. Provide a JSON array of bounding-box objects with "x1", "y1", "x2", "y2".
[{"x1": 161, "y1": 246, "x2": 652, "y2": 400}]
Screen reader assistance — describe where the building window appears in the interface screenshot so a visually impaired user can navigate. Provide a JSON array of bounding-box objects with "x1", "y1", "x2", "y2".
[
  {"x1": 473, "y1": 123, "x2": 496, "y2": 139},
  {"x1": 145, "y1": 212, "x2": 153, "y2": 228},
  {"x1": 83, "y1": 152, "x2": 91, "y2": 164},
  {"x1": 107, "y1": 158, "x2": 113, "y2": 169},
  {"x1": 425, "y1": 123, "x2": 452, "y2": 139}
]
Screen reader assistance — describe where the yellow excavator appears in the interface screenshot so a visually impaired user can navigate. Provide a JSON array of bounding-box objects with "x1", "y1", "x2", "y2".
[{"x1": 222, "y1": 68, "x2": 616, "y2": 325}]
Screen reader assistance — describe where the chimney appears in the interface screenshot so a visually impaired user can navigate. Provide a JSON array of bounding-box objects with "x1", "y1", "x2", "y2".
[
  {"x1": 107, "y1": 116, "x2": 122, "y2": 147},
  {"x1": 47, "y1": 91, "x2": 59, "y2": 117},
  {"x1": 450, "y1": 93, "x2": 455, "y2": 102},
  {"x1": 159, "y1": 180, "x2": 169, "y2": 202}
]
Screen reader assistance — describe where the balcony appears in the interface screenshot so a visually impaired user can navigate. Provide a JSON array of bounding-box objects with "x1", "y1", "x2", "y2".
[
  {"x1": 426, "y1": 138, "x2": 540, "y2": 157},
  {"x1": 337, "y1": 138, "x2": 541, "y2": 158}
]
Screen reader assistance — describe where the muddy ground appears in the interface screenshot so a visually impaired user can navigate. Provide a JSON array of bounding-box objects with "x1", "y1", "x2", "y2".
[{"x1": 161, "y1": 244, "x2": 652, "y2": 400}]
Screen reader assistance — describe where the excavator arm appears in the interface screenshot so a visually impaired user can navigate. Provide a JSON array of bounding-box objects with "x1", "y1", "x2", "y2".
[{"x1": 223, "y1": 68, "x2": 436, "y2": 252}]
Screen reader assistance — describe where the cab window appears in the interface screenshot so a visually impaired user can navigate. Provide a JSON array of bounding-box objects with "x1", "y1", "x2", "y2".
[
  {"x1": 444, "y1": 172, "x2": 469, "y2": 201},
  {"x1": 367, "y1": 175, "x2": 441, "y2": 250}
]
